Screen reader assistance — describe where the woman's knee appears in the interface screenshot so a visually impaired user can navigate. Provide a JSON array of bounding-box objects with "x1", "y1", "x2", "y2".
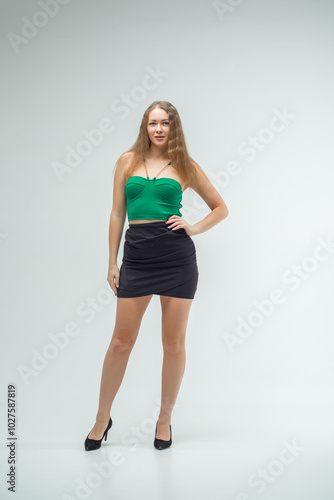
[
  {"x1": 162, "y1": 336, "x2": 185, "y2": 354},
  {"x1": 109, "y1": 330, "x2": 138, "y2": 353}
]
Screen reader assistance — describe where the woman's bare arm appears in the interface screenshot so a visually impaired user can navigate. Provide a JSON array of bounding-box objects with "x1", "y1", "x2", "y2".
[
  {"x1": 107, "y1": 153, "x2": 130, "y2": 293},
  {"x1": 190, "y1": 160, "x2": 229, "y2": 235}
]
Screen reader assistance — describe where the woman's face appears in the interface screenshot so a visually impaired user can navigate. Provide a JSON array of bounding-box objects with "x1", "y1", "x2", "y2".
[{"x1": 147, "y1": 108, "x2": 170, "y2": 147}]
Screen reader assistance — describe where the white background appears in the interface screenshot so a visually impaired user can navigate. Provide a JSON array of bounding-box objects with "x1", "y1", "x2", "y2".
[{"x1": 1, "y1": 0, "x2": 334, "y2": 499}]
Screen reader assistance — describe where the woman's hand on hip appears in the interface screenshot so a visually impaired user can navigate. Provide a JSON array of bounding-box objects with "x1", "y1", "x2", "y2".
[{"x1": 165, "y1": 215, "x2": 198, "y2": 236}]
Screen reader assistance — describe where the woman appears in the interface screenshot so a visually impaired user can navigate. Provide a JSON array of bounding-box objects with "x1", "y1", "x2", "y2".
[{"x1": 84, "y1": 100, "x2": 229, "y2": 451}]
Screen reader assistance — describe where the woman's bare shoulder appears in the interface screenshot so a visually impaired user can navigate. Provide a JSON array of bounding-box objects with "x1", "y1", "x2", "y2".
[
  {"x1": 186, "y1": 159, "x2": 202, "y2": 187},
  {"x1": 118, "y1": 151, "x2": 135, "y2": 164},
  {"x1": 189, "y1": 158, "x2": 201, "y2": 171},
  {"x1": 115, "y1": 152, "x2": 135, "y2": 180}
]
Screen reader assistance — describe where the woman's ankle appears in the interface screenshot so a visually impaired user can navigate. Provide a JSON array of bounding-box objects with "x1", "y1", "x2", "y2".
[
  {"x1": 157, "y1": 414, "x2": 171, "y2": 425},
  {"x1": 95, "y1": 412, "x2": 110, "y2": 424}
]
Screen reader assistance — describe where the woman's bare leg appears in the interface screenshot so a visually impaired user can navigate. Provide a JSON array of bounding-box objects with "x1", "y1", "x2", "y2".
[
  {"x1": 87, "y1": 294, "x2": 153, "y2": 440},
  {"x1": 156, "y1": 295, "x2": 194, "y2": 440}
]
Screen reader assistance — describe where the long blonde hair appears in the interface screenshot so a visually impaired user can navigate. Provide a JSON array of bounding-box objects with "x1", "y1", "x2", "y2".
[{"x1": 112, "y1": 100, "x2": 198, "y2": 189}]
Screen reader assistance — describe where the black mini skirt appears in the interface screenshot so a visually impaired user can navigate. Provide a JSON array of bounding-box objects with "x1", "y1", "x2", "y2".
[{"x1": 117, "y1": 221, "x2": 199, "y2": 299}]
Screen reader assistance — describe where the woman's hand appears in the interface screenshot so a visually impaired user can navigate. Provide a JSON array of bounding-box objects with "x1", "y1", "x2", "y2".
[
  {"x1": 165, "y1": 216, "x2": 197, "y2": 236},
  {"x1": 107, "y1": 264, "x2": 120, "y2": 296}
]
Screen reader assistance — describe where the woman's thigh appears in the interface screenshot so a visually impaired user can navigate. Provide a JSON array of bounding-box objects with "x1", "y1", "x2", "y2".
[
  {"x1": 160, "y1": 295, "x2": 194, "y2": 346},
  {"x1": 111, "y1": 295, "x2": 153, "y2": 345}
]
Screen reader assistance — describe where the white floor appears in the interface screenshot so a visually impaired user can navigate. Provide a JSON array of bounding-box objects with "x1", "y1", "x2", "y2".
[{"x1": 1, "y1": 390, "x2": 334, "y2": 500}]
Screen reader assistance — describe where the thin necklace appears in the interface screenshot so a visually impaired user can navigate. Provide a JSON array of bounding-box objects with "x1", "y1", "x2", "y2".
[{"x1": 143, "y1": 157, "x2": 172, "y2": 180}]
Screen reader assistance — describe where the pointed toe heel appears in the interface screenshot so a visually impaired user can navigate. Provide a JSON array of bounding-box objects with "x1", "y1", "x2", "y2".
[
  {"x1": 84, "y1": 417, "x2": 112, "y2": 451},
  {"x1": 154, "y1": 422, "x2": 172, "y2": 450}
]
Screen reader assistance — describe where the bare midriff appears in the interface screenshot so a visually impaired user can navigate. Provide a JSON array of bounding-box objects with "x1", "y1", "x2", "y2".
[{"x1": 129, "y1": 219, "x2": 166, "y2": 225}]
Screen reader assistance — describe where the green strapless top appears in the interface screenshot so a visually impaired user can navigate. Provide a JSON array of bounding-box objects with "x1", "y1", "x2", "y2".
[{"x1": 125, "y1": 176, "x2": 183, "y2": 221}]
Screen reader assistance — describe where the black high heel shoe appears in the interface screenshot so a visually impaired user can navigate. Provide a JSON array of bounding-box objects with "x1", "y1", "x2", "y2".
[
  {"x1": 84, "y1": 417, "x2": 112, "y2": 451},
  {"x1": 154, "y1": 422, "x2": 172, "y2": 450}
]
